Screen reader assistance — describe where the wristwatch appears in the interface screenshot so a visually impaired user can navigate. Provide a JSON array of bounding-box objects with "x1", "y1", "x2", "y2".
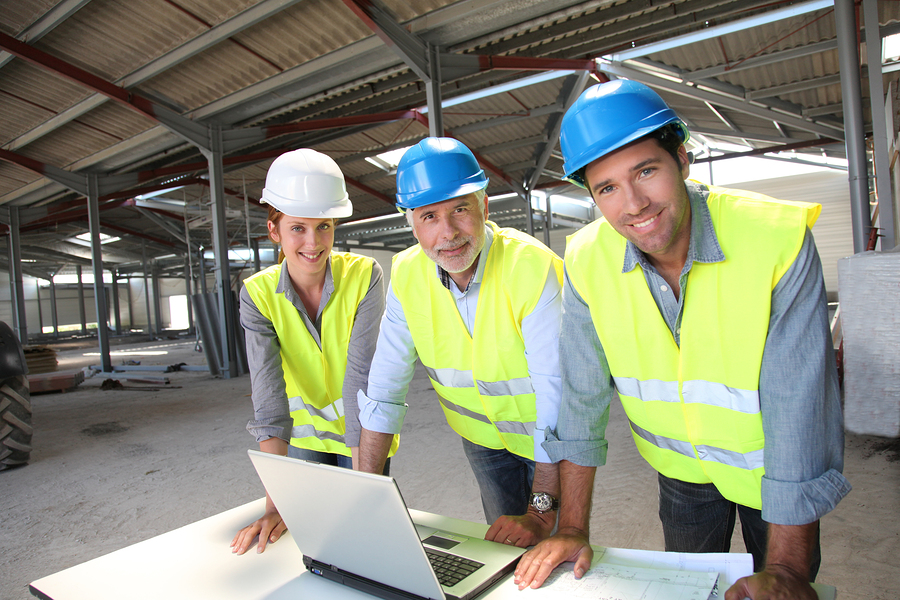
[{"x1": 529, "y1": 491, "x2": 559, "y2": 514}]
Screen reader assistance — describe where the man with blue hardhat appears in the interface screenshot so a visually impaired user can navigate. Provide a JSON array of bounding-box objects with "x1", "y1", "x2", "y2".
[
  {"x1": 513, "y1": 80, "x2": 850, "y2": 600},
  {"x1": 356, "y1": 137, "x2": 565, "y2": 547}
]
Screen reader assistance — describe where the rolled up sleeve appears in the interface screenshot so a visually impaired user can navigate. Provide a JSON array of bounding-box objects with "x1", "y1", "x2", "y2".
[{"x1": 759, "y1": 230, "x2": 851, "y2": 525}]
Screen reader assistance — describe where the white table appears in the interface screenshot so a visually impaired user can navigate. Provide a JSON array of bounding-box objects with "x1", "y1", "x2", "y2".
[{"x1": 30, "y1": 498, "x2": 836, "y2": 600}]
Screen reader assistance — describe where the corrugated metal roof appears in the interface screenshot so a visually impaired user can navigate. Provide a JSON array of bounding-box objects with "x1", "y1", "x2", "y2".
[{"x1": 1, "y1": 0, "x2": 898, "y2": 278}]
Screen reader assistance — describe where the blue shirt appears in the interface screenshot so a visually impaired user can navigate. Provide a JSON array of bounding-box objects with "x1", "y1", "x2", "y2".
[
  {"x1": 358, "y1": 225, "x2": 563, "y2": 463},
  {"x1": 545, "y1": 181, "x2": 851, "y2": 525}
]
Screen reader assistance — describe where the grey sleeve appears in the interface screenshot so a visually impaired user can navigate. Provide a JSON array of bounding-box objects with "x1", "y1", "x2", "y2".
[
  {"x1": 240, "y1": 285, "x2": 293, "y2": 443},
  {"x1": 342, "y1": 260, "x2": 386, "y2": 447},
  {"x1": 758, "y1": 228, "x2": 851, "y2": 525},
  {"x1": 542, "y1": 266, "x2": 616, "y2": 467}
]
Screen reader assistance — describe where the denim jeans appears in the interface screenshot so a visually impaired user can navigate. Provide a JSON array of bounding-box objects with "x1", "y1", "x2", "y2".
[
  {"x1": 461, "y1": 437, "x2": 535, "y2": 524},
  {"x1": 287, "y1": 445, "x2": 391, "y2": 476},
  {"x1": 658, "y1": 473, "x2": 820, "y2": 580}
]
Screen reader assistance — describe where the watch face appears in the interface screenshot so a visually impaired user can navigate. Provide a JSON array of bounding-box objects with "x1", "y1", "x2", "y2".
[
  {"x1": 532, "y1": 492, "x2": 557, "y2": 512},
  {"x1": 534, "y1": 494, "x2": 552, "y2": 511}
]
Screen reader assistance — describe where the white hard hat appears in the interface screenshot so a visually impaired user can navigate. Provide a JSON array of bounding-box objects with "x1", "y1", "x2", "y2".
[{"x1": 260, "y1": 149, "x2": 352, "y2": 218}]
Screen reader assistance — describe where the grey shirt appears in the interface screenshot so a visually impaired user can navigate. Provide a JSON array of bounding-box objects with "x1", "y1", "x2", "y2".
[
  {"x1": 241, "y1": 255, "x2": 385, "y2": 447},
  {"x1": 545, "y1": 181, "x2": 851, "y2": 526}
]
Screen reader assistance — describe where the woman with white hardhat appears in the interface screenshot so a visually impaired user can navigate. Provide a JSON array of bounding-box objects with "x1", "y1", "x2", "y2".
[{"x1": 231, "y1": 149, "x2": 398, "y2": 555}]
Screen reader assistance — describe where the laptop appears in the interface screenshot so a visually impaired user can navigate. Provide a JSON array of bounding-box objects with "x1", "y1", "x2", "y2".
[{"x1": 248, "y1": 450, "x2": 526, "y2": 600}]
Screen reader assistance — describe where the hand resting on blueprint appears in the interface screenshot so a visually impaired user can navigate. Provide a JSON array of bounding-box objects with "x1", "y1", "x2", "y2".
[{"x1": 512, "y1": 530, "x2": 593, "y2": 590}]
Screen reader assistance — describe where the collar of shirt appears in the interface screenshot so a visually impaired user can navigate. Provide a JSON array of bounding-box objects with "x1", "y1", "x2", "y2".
[
  {"x1": 437, "y1": 223, "x2": 494, "y2": 293},
  {"x1": 621, "y1": 180, "x2": 725, "y2": 276},
  {"x1": 274, "y1": 254, "x2": 335, "y2": 319}
]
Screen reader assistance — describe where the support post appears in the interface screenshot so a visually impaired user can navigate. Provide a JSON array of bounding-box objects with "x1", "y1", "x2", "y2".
[
  {"x1": 76, "y1": 265, "x2": 87, "y2": 335},
  {"x1": 835, "y1": 0, "x2": 872, "y2": 254},
  {"x1": 151, "y1": 262, "x2": 163, "y2": 335},
  {"x1": 111, "y1": 268, "x2": 122, "y2": 335},
  {"x1": 205, "y1": 125, "x2": 239, "y2": 378},
  {"x1": 251, "y1": 238, "x2": 261, "y2": 273},
  {"x1": 863, "y1": 0, "x2": 897, "y2": 249},
  {"x1": 184, "y1": 255, "x2": 194, "y2": 333},
  {"x1": 35, "y1": 281, "x2": 43, "y2": 336},
  {"x1": 8, "y1": 206, "x2": 28, "y2": 343},
  {"x1": 142, "y1": 240, "x2": 153, "y2": 336},
  {"x1": 87, "y1": 174, "x2": 112, "y2": 372},
  {"x1": 426, "y1": 44, "x2": 443, "y2": 137},
  {"x1": 543, "y1": 193, "x2": 553, "y2": 247},
  {"x1": 49, "y1": 277, "x2": 59, "y2": 338}
]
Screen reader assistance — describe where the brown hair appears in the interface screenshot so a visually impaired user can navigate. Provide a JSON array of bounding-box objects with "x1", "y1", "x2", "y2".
[{"x1": 266, "y1": 205, "x2": 286, "y2": 263}]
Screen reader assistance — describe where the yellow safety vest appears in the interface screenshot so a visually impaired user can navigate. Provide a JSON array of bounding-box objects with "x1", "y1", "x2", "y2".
[
  {"x1": 565, "y1": 186, "x2": 819, "y2": 508},
  {"x1": 392, "y1": 222, "x2": 563, "y2": 459},
  {"x1": 244, "y1": 252, "x2": 399, "y2": 457}
]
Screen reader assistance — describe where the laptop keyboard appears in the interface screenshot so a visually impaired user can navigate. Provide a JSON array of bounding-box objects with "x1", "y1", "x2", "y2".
[{"x1": 425, "y1": 548, "x2": 484, "y2": 587}]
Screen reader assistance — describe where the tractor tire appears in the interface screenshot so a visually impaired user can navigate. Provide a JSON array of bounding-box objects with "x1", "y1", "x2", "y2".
[{"x1": 1, "y1": 374, "x2": 32, "y2": 471}]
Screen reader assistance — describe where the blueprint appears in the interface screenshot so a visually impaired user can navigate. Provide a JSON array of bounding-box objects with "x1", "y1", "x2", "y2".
[{"x1": 524, "y1": 560, "x2": 719, "y2": 600}]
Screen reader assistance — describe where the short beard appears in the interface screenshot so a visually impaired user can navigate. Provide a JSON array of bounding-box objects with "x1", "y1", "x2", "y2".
[{"x1": 423, "y1": 229, "x2": 485, "y2": 274}]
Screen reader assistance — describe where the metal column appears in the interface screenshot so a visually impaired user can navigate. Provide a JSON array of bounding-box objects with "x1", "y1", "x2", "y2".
[
  {"x1": 49, "y1": 277, "x2": 59, "y2": 338},
  {"x1": 76, "y1": 265, "x2": 87, "y2": 334},
  {"x1": 183, "y1": 255, "x2": 194, "y2": 333},
  {"x1": 111, "y1": 268, "x2": 122, "y2": 335},
  {"x1": 86, "y1": 174, "x2": 112, "y2": 372},
  {"x1": 7, "y1": 206, "x2": 27, "y2": 343},
  {"x1": 251, "y1": 238, "x2": 261, "y2": 273},
  {"x1": 863, "y1": 0, "x2": 897, "y2": 249},
  {"x1": 126, "y1": 276, "x2": 134, "y2": 331},
  {"x1": 835, "y1": 0, "x2": 872, "y2": 254},
  {"x1": 198, "y1": 250, "x2": 209, "y2": 295},
  {"x1": 205, "y1": 125, "x2": 239, "y2": 378},
  {"x1": 141, "y1": 240, "x2": 153, "y2": 336},
  {"x1": 426, "y1": 44, "x2": 443, "y2": 137},
  {"x1": 35, "y1": 282, "x2": 43, "y2": 335},
  {"x1": 151, "y1": 262, "x2": 163, "y2": 334},
  {"x1": 543, "y1": 193, "x2": 553, "y2": 247}
]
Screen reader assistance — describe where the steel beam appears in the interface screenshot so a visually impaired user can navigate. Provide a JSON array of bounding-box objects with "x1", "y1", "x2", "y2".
[
  {"x1": 4, "y1": 0, "x2": 304, "y2": 152},
  {"x1": 835, "y1": 0, "x2": 872, "y2": 254},
  {"x1": 204, "y1": 125, "x2": 239, "y2": 378},
  {"x1": 864, "y1": 0, "x2": 896, "y2": 249},
  {"x1": 0, "y1": 0, "x2": 91, "y2": 69},
  {"x1": 86, "y1": 175, "x2": 112, "y2": 371},
  {"x1": 8, "y1": 207, "x2": 28, "y2": 343},
  {"x1": 599, "y1": 61, "x2": 843, "y2": 140}
]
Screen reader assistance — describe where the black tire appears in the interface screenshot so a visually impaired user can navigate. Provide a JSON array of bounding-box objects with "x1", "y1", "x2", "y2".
[{"x1": 1, "y1": 374, "x2": 32, "y2": 471}]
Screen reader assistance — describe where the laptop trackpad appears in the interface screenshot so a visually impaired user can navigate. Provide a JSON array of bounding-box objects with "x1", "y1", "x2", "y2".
[{"x1": 422, "y1": 534, "x2": 463, "y2": 550}]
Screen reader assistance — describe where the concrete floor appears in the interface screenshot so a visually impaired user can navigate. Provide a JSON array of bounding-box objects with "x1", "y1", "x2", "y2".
[{"x1": 1, "y1": 338, "x2": 897, "y2": 600}]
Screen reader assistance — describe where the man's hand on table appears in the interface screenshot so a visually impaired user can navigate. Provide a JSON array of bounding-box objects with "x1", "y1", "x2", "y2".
[
  {"x1": 230, "y1": 502, "x2": 287, "y2": 555},
  {"x1": 512, "y1": 529, "x2": 593, "y2": 590}
]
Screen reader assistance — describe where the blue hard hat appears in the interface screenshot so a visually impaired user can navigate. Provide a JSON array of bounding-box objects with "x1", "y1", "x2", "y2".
[
  {"x1": 560, "y1": 79, "x2": 689, "y2": 188},
  {"x1": 395, "y1": 138, "x2": 489, "y2": 210}
]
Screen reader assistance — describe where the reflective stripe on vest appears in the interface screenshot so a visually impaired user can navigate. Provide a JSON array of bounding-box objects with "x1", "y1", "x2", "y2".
[
  {"x1": 437, "y1": 396, "x2": 535, "y2": 437},
  {"x1": 614, "y1": 377, "x2": 760, "y2": 414},
  {"x1": 567, "y1": 186, "x2": 819, "y2": 508},
  {"x1": 629, "y1": 420, "x2": 764, "y2": 471},
  {"x1": 289, "y1": 396, "x2": 344, "y2": 422},
  {"x1": 425, "y1": 366, "x2": 536, "y2": 398},
  {"x1": 244, "y1": 252, "x2": 399, "y2": 458},
  {"x1": 392, "y1": 222, "x2": 562, "y2": 459},
  {"x1": 290, "y1": 423, "x2": 345, "y2": 445}
]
